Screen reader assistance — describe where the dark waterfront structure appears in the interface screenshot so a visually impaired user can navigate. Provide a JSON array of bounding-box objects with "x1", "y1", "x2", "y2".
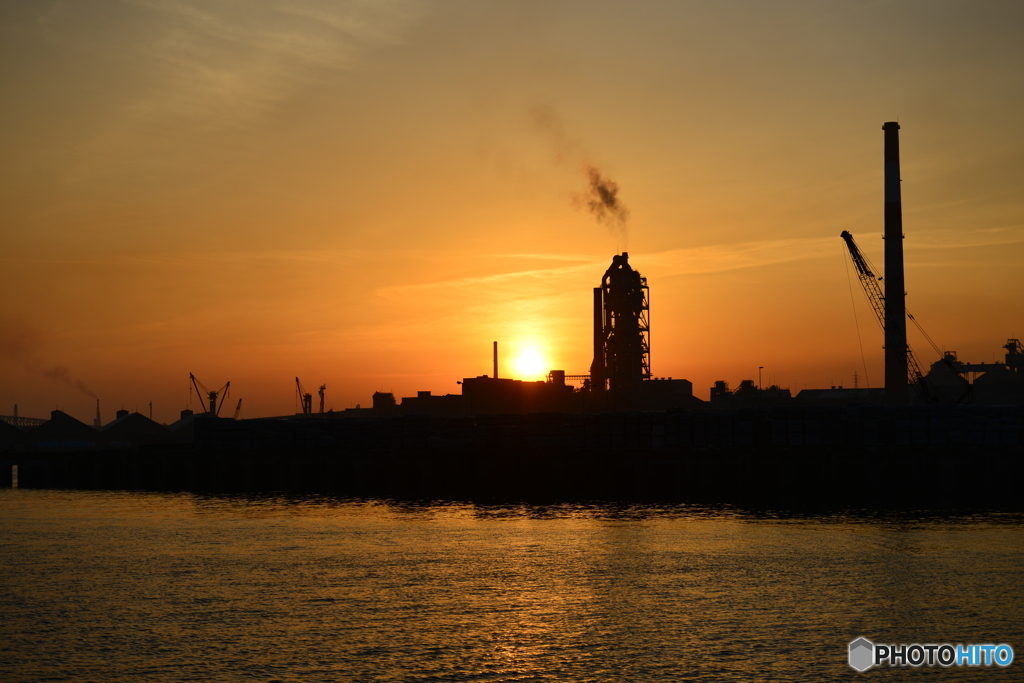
[
  {"x1": 711, "y1": 380, "x2": 794, "y2": 408},
  {"x1": 4, "y1": 405, "x2": 1022, "y2": 507},
  {"x1": 883, "y1": 121, "x2": 909, "y2": 405},
  {"x1": 922, "y1": 340, "x2": 1024, "y2": 405}
]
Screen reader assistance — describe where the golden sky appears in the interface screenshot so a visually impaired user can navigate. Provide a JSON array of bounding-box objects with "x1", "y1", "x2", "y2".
[{"x1": 2, "y1": 0, "x2": 1022, "y2": 422}]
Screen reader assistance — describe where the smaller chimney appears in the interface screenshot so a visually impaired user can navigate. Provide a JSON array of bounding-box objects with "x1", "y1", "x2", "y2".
[
  {"x1": 94, "y1": 399, "x2": 101, "y2": 429},
  {"x1": 493, "y1": 341, "x2": 498, "y2": 379}
]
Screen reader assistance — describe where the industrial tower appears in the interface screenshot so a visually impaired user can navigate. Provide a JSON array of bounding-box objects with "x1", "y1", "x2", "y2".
[
  {"x1": 591, "y1": 253, "x2": 651, "y2": 401},
  {"x1": 883, "y1": 122, "x2": 909, "y2": 405}
]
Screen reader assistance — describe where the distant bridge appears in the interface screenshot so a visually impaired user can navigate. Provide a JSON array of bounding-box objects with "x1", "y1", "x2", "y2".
[{"x1": 0, "y1": 415, "x2": 47, "y2": 428}]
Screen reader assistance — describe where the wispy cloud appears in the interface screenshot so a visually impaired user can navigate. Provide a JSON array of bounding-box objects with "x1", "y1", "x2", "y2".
[
  {"x1": 495, "y1": 253, "x2": 600, "y2": 262},
  {"x1": 118, "y1": 0, "x2": 419, "y2": 121},
  {"x1": 910, "y1": 226, "x2": 1024, "y2": 250},
  {"x1": 364, "y1": 239, "x2": 846, "y2": 365},
  {"x1": 643, "y1": 238, "x2": 837, "y2": 277},
  {"x1": 0, "y1": 248, "x2": 386, "y2": 269},
  {"x1": 376, "y1": 262, "x2": 598, "y2": 300},
  {"x1": 18, "y1": 0, "x2": 424, "y2": 186},
  {"x1": 377, "y1": 237, "x2": 840, "y2": 300}
]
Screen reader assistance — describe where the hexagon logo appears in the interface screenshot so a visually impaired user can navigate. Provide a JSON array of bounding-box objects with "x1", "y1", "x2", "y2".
[{"x1": 849, "y1": 637, "x2": 875, "y2": 671}]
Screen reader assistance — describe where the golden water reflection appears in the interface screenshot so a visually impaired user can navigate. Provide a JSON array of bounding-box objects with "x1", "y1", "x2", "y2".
[{"x1": 1, "y1": 491, "x2": 1022, "y2": 682}]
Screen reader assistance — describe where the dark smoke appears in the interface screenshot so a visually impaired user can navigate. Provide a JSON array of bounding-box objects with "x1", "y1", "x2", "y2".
[
  {"x1": 575, "y1": 165, "x2": 629, "y2": 242},
  {"x1": 530, "y1": 105, "x2": 630, "y2": 243},
  {"x1": 38, "y1": 364, "x2": 97, "y2": 398},
  {"x1": 0, "y1": 326, "x2": 97, "y2": 398}
]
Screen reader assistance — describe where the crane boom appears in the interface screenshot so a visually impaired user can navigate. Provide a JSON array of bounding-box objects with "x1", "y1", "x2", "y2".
[
  {"x1": 295, "y1": 377, "x2": 312, "y2": 415},
  {"x1": 190, "y1": 373, "x2": 230, "y2": 416},
  {"x1": 217, "y1": 382, "x2": 230, "y2": 416},
  {"x1": 839, "y1": 231, "x2": 930, "y2": 395}
]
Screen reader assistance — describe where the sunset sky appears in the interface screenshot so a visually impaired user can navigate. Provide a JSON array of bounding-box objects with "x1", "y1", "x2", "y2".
[{"x1": 2, "y1": 0, "x2": 1022, "y2": 423}]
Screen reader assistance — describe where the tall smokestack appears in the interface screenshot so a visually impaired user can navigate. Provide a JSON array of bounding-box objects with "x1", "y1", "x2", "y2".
[
  {"x1": 590, "y1": 287, "x2": 605, "y2": 392},
  {"x1": 493, "y1": 341, "x2": 498, "y2": 379},
  {"x1": 883, "y1": 122, "x2": 908, "y2": 405}
]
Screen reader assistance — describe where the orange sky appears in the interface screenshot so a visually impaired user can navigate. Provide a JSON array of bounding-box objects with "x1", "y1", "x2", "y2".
[{"x1": 2, "y1": 0, "x2": 1022, "y2": 423}]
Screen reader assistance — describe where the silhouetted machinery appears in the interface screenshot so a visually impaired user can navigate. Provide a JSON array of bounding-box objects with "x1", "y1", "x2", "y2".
[
  {"x1": 190, "y1": 373, "x2": 230, "y2": 416},
  {"x1": 840, "y1": 231, "x2": 958, "y2": 402},
  {"x1": 295, "y1": 377, "x2": 313, "y2": 415},
  {"x1": 590, "y1": 252, "x2": 651, "y2": 402},
  {"x1": 318, "y1": 384, "x2": 326, "y2": 413}
]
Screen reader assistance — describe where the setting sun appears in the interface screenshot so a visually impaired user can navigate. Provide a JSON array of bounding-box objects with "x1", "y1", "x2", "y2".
[{"x1": 510, "y1": 346, "x2": 549, "y2": 381}]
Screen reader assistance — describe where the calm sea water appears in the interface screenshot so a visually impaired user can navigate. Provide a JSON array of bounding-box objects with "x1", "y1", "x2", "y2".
[{"x1": 1, "y1": 489, "x2": 1022, "y2": 682}]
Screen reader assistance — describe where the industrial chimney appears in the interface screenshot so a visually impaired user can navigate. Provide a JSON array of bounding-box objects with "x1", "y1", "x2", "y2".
[{"x1": 883, "y1": 122, "x2": 908, "y2": 405}]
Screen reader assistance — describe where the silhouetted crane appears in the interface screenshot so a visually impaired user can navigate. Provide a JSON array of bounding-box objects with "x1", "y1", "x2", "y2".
[
  {"x1": 233, "y1": 398, "x2": 242, "y2": 420},
  {"x1": 840, "y1": 231, "x2": 958, "y2": 402},
  {"x1": 190, "y1": 373, "x2": 230, "y2": 416},
  {"x1": 295, "y1": 377, "x2": 313, "y2": 415},
  {"x1": 318, "y1": 384, "x2": 326, "y2": 413}
]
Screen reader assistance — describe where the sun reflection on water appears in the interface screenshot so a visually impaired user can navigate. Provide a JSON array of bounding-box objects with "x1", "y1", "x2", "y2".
[{"x1": 2, "y1": 491, "x2": 1023, "y2": 682}]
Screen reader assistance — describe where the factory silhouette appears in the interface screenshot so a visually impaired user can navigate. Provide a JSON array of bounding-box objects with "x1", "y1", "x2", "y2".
[
  {"x1": 2, "y1": 123, "x2": 1022, "y2": 504},
  {"x1": 361, "y1": 251, "x2": 700, "y2": 419},
  {"x1": 317, "y1": 123, "x2": 1020, "y2": 417}
]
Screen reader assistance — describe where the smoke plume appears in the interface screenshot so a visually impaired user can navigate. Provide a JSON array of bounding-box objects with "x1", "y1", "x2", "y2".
[
  {"x1": 575, "y1": 165, "x2": 629, "y2": 243},
  {"x1": 531, "y1": 104, "x2": 585, "y2": 164},
  {"x1": 37, "y1": 364, "x2": 97, "y2": 398},
  {"x1": 0, "y1": 326, "x2": 97, "y2": 398},
  {"x1": 530, "y1": 104, "x2": 630, "y2": 244}
]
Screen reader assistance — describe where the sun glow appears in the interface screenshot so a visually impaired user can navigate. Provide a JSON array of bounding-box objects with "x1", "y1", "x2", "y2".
[{"x1": 510, "y1": 346, "x2": 549, "y2": 380}]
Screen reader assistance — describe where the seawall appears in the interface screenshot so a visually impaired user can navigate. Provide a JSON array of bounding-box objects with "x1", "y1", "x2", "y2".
[{"x1": 4, "y1": 404, "x2": 1021, "y2": 506}]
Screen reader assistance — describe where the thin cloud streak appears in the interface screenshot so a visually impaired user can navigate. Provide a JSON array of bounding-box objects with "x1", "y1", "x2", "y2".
[
  {"x1": 377, "y1": 238, "x2": 841, "y2": 300},
  {"x1": 648, "y1": 238, "x2": 837, "y2": 277},
  {"x1": 21, "y1": 0, "x2": 423, "y2": 187},
  {"x1": 119, "y1": 0, "x2": 418, "y2": 121},
  {"x1": 0, "y1": 248, "x2": 388, "y2": 269},
  {"x1": 910, "y1": 227, "x2": 1024, "y2": 250},
  {"x1": 376, "y1": 263, "x2": 599, "y2": 300}
]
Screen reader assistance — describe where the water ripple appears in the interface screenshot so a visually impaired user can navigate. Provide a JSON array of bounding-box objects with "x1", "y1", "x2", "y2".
[{"x1": 1, "y1": 490, "x2": 1022, "y2": 682}]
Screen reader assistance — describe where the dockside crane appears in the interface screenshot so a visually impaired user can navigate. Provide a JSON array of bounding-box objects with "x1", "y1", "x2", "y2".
[
  {"x1": 234, "y1": 398, "x2": 242, "y2": 420},
  {"x1": 318, "y1": 384, "x2": 326, "y2": 413},
  {"x1": 295, "y1": 377, "x2": 313, "y2": 415},
  {"x1": 190, "y1": 373, "x2": 230, "y2": 416},
  {"x1": 840, "y1": 231, "x2": 957, "y2": 402}
]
